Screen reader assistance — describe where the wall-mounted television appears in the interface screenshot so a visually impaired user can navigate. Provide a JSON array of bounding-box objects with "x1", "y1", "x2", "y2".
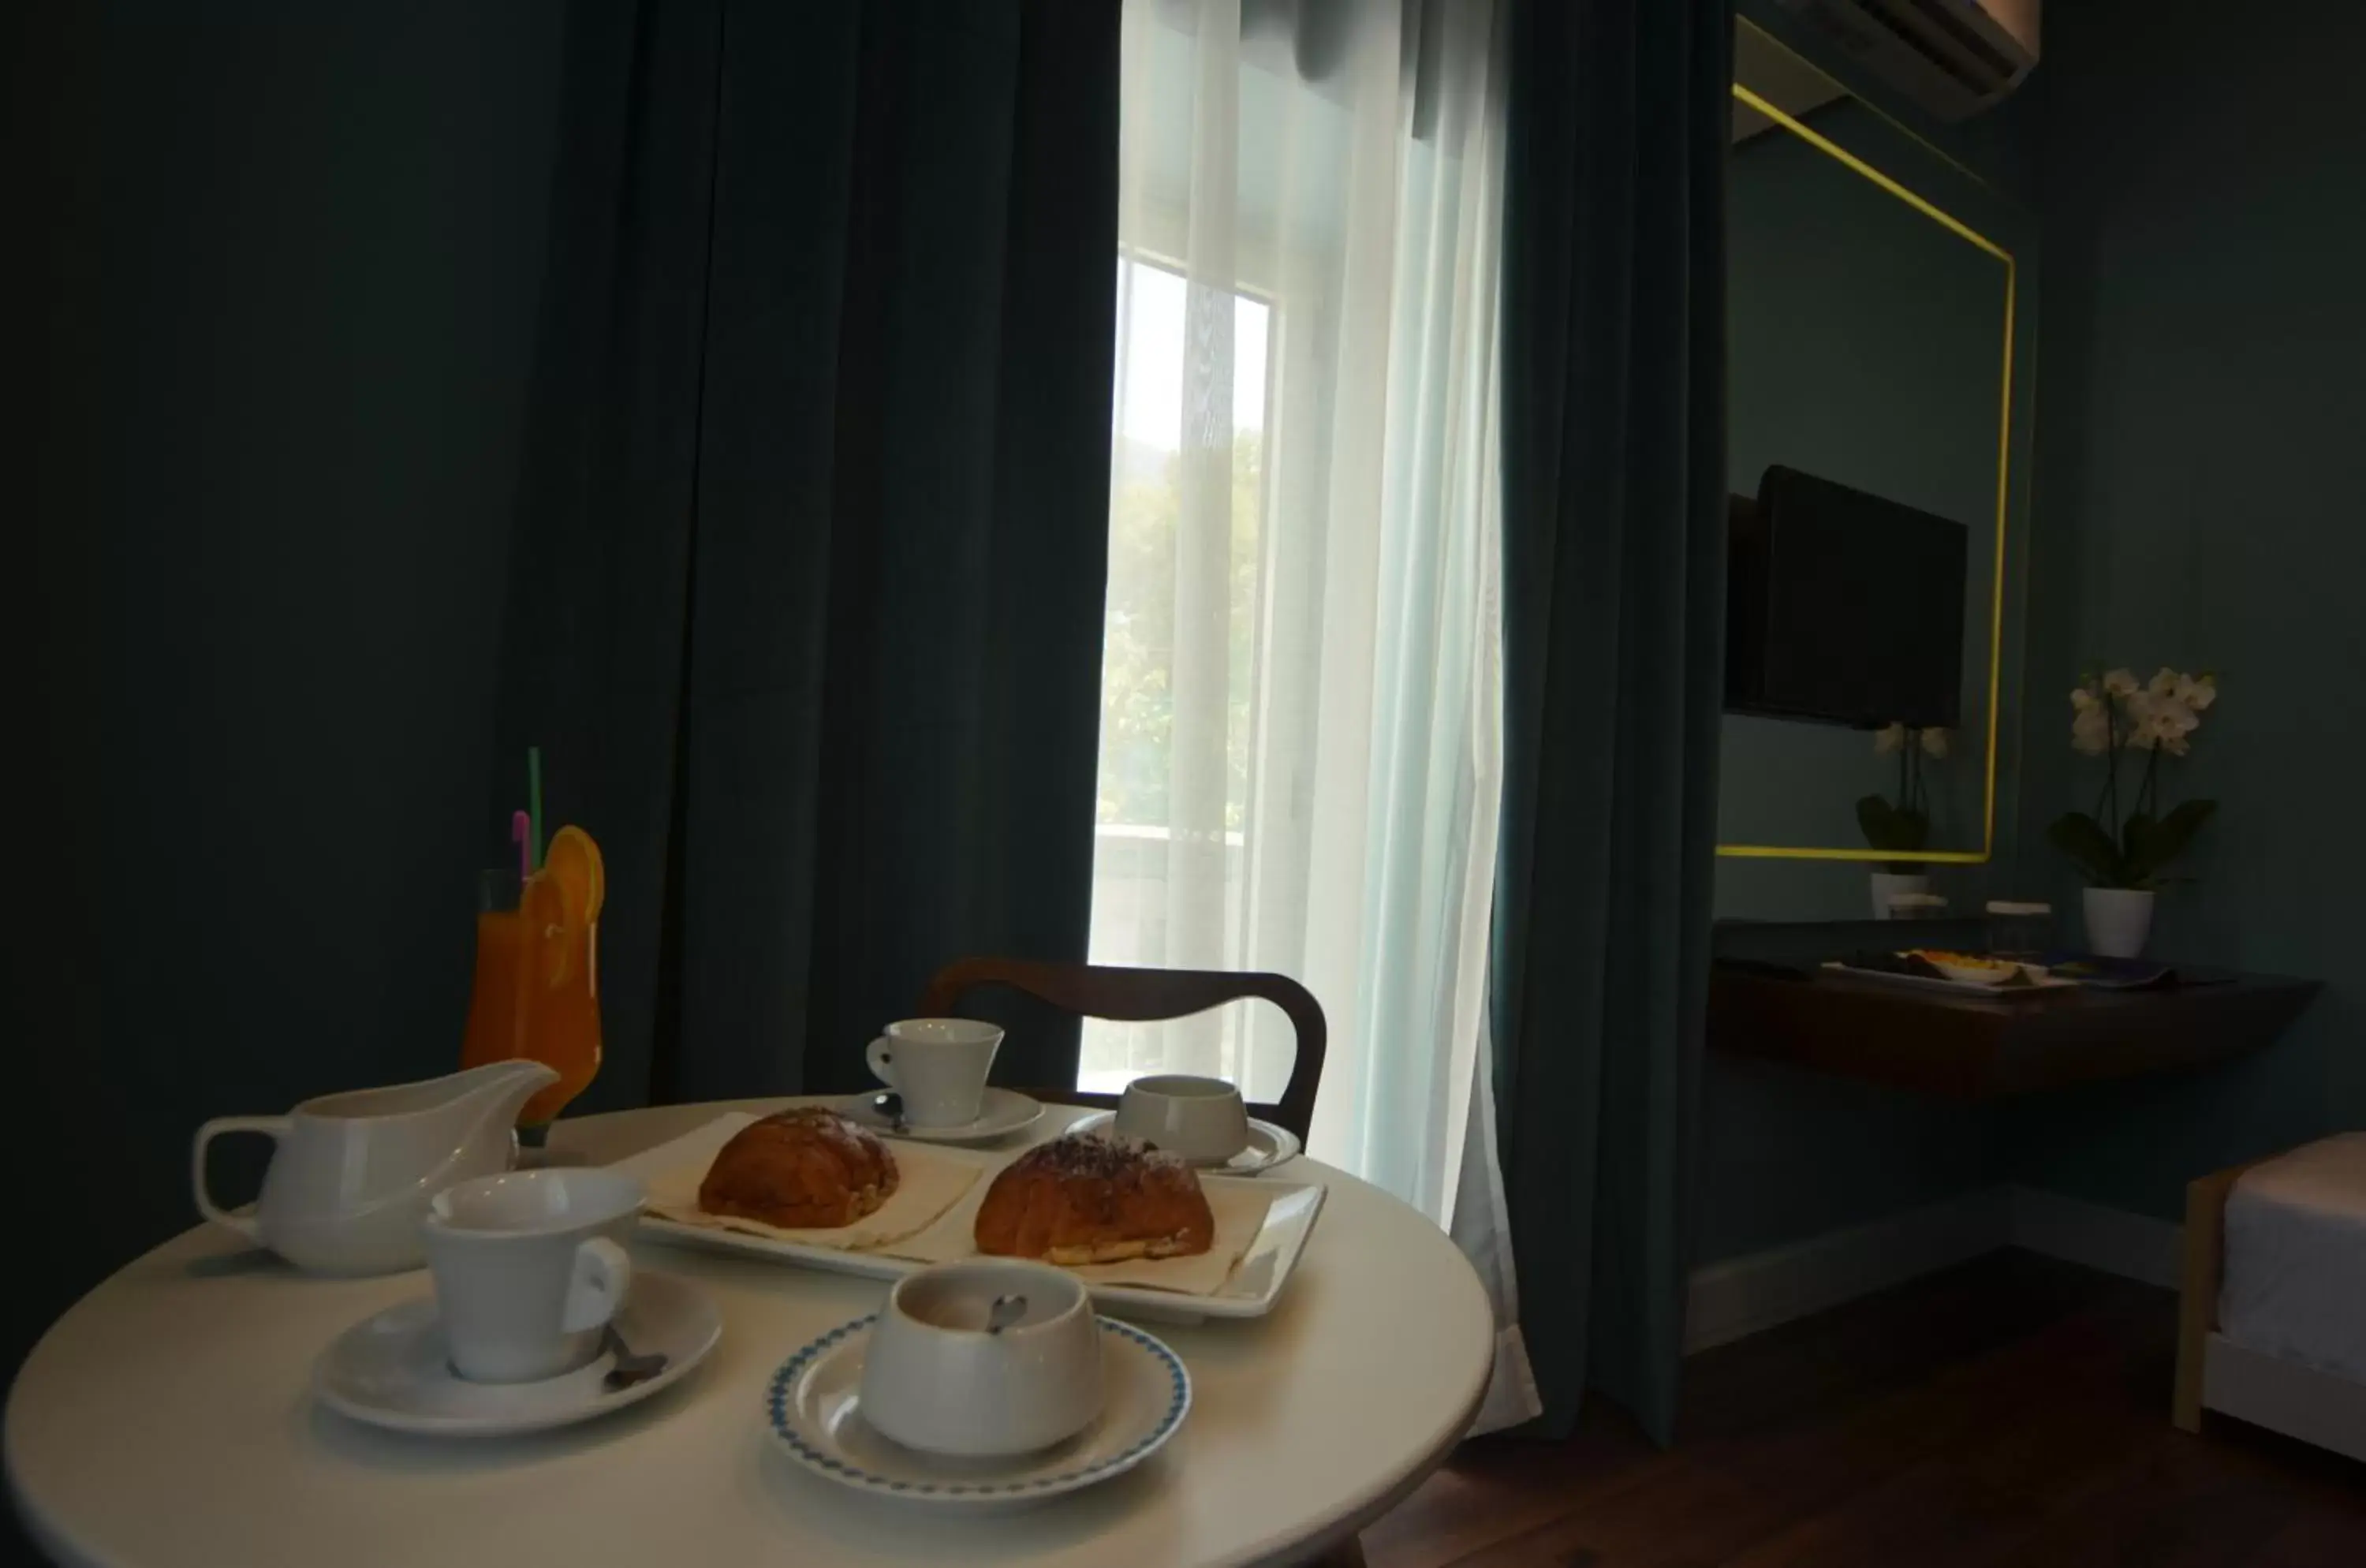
[{"x1": 1724, "y1": 465, "x2": 1967, "y2": 730}]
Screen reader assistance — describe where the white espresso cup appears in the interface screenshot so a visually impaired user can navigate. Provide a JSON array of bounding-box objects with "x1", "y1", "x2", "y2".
[
  {"x1": 422, "y1": 1167, "x2": 644, "y2": 1383},
  {"x1": 1114, "y1": 1073, "x2": 1251, "y2": 1163},
  {"x1": 859, "y1": 1260, "x2": 1104, "y2": 1457},
  {"x1": 865, "y1": 1017, "x2": 1003, "y2": 1128}
]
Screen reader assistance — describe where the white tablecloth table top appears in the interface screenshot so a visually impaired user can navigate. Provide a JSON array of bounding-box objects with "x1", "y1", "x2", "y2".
[{"x1": 7, "y1": 1098, "x2": 1493, "y2": 1568}]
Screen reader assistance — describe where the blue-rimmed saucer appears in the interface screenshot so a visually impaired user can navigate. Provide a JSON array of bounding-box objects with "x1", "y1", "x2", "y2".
[{"x1": 765, "y1": 1314, "x2": 1190, "y2": 1508}]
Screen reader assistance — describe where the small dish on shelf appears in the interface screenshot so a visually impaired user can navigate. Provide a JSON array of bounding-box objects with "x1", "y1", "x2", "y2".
[
  {"x1": 1820, "y1": 955, "x2": 2077, "y2": 996},
  {"x1": 1906, "y1": 949, "x2": 2029, "y2": 987}
]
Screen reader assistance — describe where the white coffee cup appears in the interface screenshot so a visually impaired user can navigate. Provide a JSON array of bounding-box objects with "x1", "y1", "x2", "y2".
[
  {"x1": 1114, "y1": 1073, "x2": 1251, "y2": 1163},
  {"x1": 859, "y1": 1260, "x2": 1104, "y2": 1457},
  {"x1": 865, "y1": 1017, "x2": 1003, "y2": 1128},
  {"x1": 422, "y1": 1167, "x2": 643, "y2": 1383}
]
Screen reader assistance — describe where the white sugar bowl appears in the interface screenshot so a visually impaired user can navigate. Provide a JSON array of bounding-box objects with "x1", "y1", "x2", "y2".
[{"x1": 1114, "y1": 1073, "x2": 1251, "y2": 1163}]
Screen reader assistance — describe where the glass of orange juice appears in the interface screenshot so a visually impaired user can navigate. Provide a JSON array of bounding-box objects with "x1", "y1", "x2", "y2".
[{"x1": 461, "y1": 827, "x2": 604, "y2": 1135}]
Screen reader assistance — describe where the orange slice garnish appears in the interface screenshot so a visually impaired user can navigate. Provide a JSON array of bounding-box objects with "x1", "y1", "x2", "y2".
[{"x1": 542, "y1": 824, "x2": 605, "y2": 927}]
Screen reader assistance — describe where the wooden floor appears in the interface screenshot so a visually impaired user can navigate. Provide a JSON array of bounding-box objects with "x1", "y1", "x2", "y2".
[{"x1": 1363, "y1": 1250, "x2": 2366, "y2": 1568}]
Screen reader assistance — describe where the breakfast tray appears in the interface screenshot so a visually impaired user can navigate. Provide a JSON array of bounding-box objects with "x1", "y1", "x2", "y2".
[
  {"x1": 610, "y1": 1114, "x2": 1326, "y2": 1325},
  {"x1": 1820, "y1": 959, "x2": 2080, "y2": 997}
]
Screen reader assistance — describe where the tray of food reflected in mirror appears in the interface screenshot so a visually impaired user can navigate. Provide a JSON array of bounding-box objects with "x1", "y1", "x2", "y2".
[{"x1": 1823, "y1": 949, "x2": 2080, "y2": 996}]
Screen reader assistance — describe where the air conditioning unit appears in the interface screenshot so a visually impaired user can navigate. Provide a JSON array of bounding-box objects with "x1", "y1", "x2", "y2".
[{"x1": 1776, "y1": 0, "x2": 2039, "y2": 121}]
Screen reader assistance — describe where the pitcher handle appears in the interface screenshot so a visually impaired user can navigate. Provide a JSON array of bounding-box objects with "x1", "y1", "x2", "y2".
[{"x1": 192, "y1": 1117, "x2": 289, "y2": 1244}]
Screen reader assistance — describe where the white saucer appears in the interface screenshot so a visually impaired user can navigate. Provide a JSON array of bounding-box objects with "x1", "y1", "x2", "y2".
[
  {"x1": 834, "y1": 1088, "x2": 1045, "y2": 1144},
  {"x1": 767, "y1": 1313, "x2": 1189, "y2": 1507},
  {"x1": 1066, "y1": 1110, "x2": 1304, "y2": 1174},
  {"x1": 312, "y1": 1271, "x2": 721, "y2": 1438}
]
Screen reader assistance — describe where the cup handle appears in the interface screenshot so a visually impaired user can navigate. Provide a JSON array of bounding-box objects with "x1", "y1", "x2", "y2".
[
  {"x1": 865, "y1": 1036, "x2": 897, "y2": 1090},
  {"x1": 191, "y1": 1117, "x2": 289, "y2": 1245},
  {"x1": 562, "y1": 1237, "x2": 633, "y2": 1334}
]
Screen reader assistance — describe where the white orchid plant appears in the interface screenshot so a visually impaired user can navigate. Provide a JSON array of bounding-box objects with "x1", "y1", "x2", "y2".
[
  {"x1": 1857, "y1": 722, "x2": 1950, "y2": 872},
  {"x1": 2049, "y1": 666, "x2": 2220, "y2": 890}
]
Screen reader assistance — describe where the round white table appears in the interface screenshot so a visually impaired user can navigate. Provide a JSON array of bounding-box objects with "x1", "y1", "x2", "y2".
[{"x1": 7, "y1": 1099, "x2": 1493, "y2": 1567}]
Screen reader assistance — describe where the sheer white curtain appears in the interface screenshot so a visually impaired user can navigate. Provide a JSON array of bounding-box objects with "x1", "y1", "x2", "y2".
[{"x1": 1089, "y1": 0, "x2": 1536, "y2": 1429}]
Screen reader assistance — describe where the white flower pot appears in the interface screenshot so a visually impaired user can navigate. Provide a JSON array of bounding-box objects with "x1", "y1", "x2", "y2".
[
  {"x1": 2083, "y1": 887, "x2": 2155, "y2": 958},
  {"x1": 1870, "y1": 872, "x2": 1931, "y2": 921}
]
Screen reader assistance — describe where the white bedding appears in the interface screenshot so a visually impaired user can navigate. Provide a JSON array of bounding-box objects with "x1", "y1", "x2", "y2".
[{"x1": 2221, "y1": 1132, "x2": 2366, "y2": 1383}]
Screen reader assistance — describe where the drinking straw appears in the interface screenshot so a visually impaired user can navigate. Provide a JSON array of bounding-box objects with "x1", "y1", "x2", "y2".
[
  {"x1": 527, "y1": 746, "x2": 545, "y2": 872},
  {"x1": 511, "y1": 810, "x2": 532, "y2": 885}
]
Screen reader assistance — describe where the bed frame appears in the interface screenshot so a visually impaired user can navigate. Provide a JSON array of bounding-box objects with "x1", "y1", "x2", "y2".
[{"x1": 2174, "y1": 1154, "x2": 2366, "y2": 1463}]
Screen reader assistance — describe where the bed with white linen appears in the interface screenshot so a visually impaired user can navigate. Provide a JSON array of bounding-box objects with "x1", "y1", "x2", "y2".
[{"x1": 2176, "y1": 1133, "x2": 2366, "y2": 1462}]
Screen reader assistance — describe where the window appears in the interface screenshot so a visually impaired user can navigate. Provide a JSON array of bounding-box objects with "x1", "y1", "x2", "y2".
[
  {"x1": 1083, "y1": 257, "x2": 1273, "y2": 1093},
  {"x1": 1084, "y1": 0, "x2": 1507, "y2": 1215}
]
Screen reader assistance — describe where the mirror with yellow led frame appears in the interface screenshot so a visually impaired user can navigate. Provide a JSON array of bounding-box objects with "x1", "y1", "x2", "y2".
[{"x1": 1717, "y1": 19, "x2": 2028, "y2": 918}]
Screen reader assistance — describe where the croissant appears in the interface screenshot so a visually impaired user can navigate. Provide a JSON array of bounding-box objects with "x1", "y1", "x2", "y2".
[
  {"x1": 973, "y1": 1133, "x2": 1214, "y2": 1264},
  {"x1": 698, "y1": 1108, "x2": 900, "y2": 1229}
]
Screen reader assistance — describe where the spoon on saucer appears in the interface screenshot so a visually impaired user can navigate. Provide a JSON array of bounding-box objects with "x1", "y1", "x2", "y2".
[
  {"x1": 869, "y1": 1092, "x2": 909, "y2": 1134},
  {"x1": 602, "y1": 1324, "x2": 669, "y2": 1392}
]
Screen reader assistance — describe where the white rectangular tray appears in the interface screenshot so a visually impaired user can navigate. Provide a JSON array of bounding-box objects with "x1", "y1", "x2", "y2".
[
  {"x1": 1819, "y1": 960, "x2": 2078, "y2": 997},
  {"x1": 609, "y1": 1115, "x2": 1327, "y2": 1325}
]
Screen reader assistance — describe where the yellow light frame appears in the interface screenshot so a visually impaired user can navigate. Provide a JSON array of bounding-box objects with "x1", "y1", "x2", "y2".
[{"x1": 1719, "y1": 82, "x2": 2017, "y2": 866}]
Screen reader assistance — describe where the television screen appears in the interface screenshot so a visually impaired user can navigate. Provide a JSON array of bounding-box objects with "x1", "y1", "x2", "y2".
[{"x1": 1724, "y1": 465, "x2": 1967, "y2": 730}]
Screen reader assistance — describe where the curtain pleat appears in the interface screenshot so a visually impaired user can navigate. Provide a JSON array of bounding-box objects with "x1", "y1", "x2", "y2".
[
  {"x1": 1491, "y1": 0, "x2": 1731, "y2": 1444},
  {"x1": 494, "y1": 0, "x2": 1119, "y2": 1109}
]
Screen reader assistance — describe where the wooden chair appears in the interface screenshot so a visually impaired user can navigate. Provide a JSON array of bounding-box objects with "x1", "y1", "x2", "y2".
[{"x1": 913, "y1": 958, "x2": 1327, "y2": 1141}]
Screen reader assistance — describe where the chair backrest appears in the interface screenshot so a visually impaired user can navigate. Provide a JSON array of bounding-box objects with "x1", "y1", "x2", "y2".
[{"x1": 914, "y1": 958, "x2": 1327, "y2": 1141}]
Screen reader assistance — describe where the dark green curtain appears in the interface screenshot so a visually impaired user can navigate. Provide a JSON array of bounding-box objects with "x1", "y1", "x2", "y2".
[
  {"x1": 1491, "y1": 0, "x2": 1731, "y2": 1444},
  {"x1": 495, "y1": 0, "x2": 1118, "y2": 1111}
]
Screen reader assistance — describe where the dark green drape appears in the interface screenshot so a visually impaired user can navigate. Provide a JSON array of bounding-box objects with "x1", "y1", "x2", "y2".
[
  {"x1": 1491, "y1": 0, "x2": 1731, "y2": 1443},
  {"x1": 495, "y1": 0, "x2": 1118, "y2": 1111}
]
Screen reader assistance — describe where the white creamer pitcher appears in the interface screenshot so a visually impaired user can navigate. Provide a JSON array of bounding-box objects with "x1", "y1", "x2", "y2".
[{"x1": 191, "y1": 1059, "x2": 558, "y2": 1275}]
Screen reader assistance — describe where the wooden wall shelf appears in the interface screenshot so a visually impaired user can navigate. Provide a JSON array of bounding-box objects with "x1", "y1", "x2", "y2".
[{"x1": 1708, "y1": 966, "x2": 2321, "y2": 1100}]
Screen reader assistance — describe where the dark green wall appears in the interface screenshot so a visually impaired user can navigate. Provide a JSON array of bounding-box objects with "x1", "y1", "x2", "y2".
[
  {"x1": 1700, "y1": 1054, "x2": 1997, "y2": 1262},
  {"x1": 16, "y1": 2, "x2": 566, "y2": 1435},
  {"x1": 2006, "y1": 0, "x2": 2366, "y2": 1215}
]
